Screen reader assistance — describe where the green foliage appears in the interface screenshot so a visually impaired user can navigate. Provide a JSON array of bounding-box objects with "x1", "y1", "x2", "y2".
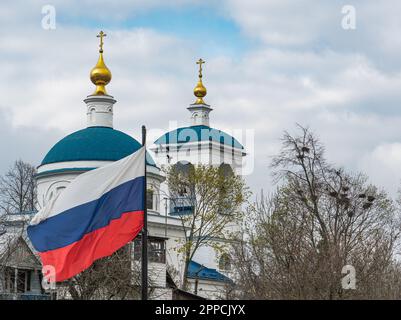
[{"x1": 165, "y1": 163, "x2": 250, "y2": 289}]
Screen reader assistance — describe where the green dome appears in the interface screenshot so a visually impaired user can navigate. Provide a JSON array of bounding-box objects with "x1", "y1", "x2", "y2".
[
  {"x1": 41, "y1": 127, "x2": 156, "y2": 166},
  {"x1": 154, "y1": 125, "x2": 244, "y2": 149}
]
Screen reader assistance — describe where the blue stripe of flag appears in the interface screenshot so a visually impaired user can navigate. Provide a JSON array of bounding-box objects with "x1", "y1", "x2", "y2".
[{"x1": 27, "y1": 176, "x2": 145, "y2": 253}]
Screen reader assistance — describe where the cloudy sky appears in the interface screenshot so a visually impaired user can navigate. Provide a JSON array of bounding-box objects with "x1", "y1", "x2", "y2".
[{"x1": 1, "y1": 1, "x2": 401, "y2": 197}]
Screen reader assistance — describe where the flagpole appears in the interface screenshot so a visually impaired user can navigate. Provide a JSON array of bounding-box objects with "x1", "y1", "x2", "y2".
[{"x1": 141, "y1": 125, "x2": 148, "y2": 300}]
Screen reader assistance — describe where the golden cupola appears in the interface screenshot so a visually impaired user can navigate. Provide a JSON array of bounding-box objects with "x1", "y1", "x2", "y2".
[
  {"x1": 193, "y1": 58, "x2": 207, "y2": 104},
  {"x1": 187, "y1": 58, "x2": 212, "y2": 126},
  {"x1": 90, "y1": 31, "x2": 112, "y2": 95}
]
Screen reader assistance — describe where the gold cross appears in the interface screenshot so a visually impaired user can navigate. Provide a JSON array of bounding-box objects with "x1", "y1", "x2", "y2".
[
  {"x1": 196, "y1": 58, "x2": 205, "y2": 79},
  {"x1": 97, "y1": 31, "x2": 107, "y2": 53}
]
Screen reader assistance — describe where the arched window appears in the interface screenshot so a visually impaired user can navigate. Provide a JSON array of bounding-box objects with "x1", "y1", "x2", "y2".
[
  {"x1": 45, "y1": 181, "x2": 69, "y2": 206},
  {"x1": 175, "y1": 161, "x2": 194, "y2": 174},
  {"x1": 174, "y1": 161, "x2": 194, "y2": 195},
  {"x1": 219, "y1": 253, "x2": 231, "y2": 272},
  {"x1": 146, "y1": 189, "x2": 154, "y2": 210},
  {"x1": 89, "y1": 107, "x2": 96, "y2": 123},
  {"x1": 170, "y1": 161, "x2": 195, "y2": 214},
  {"x1": 218, "y1": 163, "x2": 234, "y2": 178}
]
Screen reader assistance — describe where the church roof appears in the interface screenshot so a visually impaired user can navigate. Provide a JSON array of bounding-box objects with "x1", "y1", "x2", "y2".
[
  {"x1": 154, "y1": 125, "x2": 244, "y2": 149},
  {"x1": 187, "y1": 260, "x2": 232, "y2": 283},
  {"x1": 41, "y1": 126, "x2": 156, "y2": 166}
]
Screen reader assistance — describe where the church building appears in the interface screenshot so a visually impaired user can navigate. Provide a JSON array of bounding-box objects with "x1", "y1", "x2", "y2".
[{"x1": 0, "y1": 32, "x2": 246, "y2": 300}]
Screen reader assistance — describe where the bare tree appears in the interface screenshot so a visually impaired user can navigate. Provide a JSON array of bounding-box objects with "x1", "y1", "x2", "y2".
[
  {"x1": 231, "y1": 125, "x2": 401, "y2": 299},
  {"x1": 0, "y1": 160, "x2": 37, "y2": 215},
  {"x1": 58, "y1": 244, "x2": 153, "y2": 300},
  {"x1": 166, "y1": 163, "x2": 249, "y2": 291}
]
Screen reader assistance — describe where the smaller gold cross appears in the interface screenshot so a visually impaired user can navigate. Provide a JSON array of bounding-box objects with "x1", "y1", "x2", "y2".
[
  {"x1": 97, "y1": 31, "x2": 107, "y2": 53},
  {"x1": 196, "y1": 58, "x2": 205, "y2": 79}
]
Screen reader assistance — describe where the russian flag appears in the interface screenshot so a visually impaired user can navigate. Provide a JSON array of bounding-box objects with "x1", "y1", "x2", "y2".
[{"x1": 27, "y1": 147, "x2": 146, "y2": 282}]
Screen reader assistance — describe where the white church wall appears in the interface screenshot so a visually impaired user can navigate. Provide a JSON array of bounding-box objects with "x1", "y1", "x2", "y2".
[
  {"x1": 147, "y1": 213, "x2": 186, "y2": 287},
  {"x1": 84, "y1": 94, "x2": 116, "y2": 128},
  {"x1": 37, "y1": 173, "x2": 76, "y2": 209},
  {"x1": 191, "y1": 238, "x2": 235, "y2": 272},
  {"x1": 149, "y1": 262, "x2": 167, "y2": 288},
  {"x1": 147, "y1": 166, "x2": 165, "y2": 215},
  {"x1": 187, "y1": 278, "x2": 228, "y2": 300},
  {"x1": 192, "y1": 246, "x2": 217, "y2": 269},
  {"x1": 151, "y1": 142, "x2": 244, "y2": 173},
  {"x1": 165, "y1": 237, "x2": 186, "y2": 286},
  {"x1": 38, "y1": 160, "x2": 112, "y2": 172},
  {"x1": 151, "y1": 288, "x2": 173, "y2": 300}
]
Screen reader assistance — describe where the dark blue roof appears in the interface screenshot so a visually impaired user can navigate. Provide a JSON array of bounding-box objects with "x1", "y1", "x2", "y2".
[
  {"x1": 154, "y1": 125, "x2": 244, "y2": 149},
  {"x1": 187, "y1": 260, "x2": 232, "y2": 283},
  {"x1": 41, "y1": 127, "x2": 156, "y2": 166}
]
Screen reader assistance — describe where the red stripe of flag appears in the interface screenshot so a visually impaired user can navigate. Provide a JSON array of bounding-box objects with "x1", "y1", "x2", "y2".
[{"x1": 40, "y1": 210, "x2": 144, "y2": 282}]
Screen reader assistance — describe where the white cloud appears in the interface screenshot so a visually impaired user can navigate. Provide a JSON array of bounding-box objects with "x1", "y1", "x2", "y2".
[
  {"x1": 221, "y1": 0, "x2": 334, "y2": 47},
  {"x1": 2, "y1": 1, "x2": 401, "y2": 199},
  {"x1": 360, "y1": 143, "x2": 401, "y2": 194}
]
